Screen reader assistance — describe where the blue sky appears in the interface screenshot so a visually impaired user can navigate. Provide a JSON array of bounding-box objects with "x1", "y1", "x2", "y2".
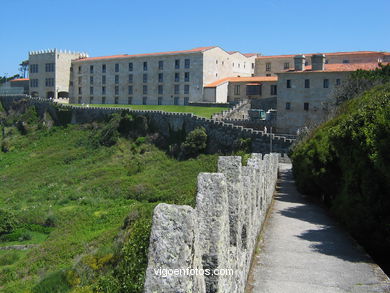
[{"x1": 1, "y1": 0, "x2": 389, "y2": 76}]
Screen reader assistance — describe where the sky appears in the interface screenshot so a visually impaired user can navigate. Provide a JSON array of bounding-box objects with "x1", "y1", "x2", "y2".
[{"x1": 1, "y1": 0, "x2": 389, "y2": 77}]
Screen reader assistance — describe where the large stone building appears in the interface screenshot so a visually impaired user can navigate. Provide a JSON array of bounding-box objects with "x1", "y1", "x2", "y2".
[
  {"x1": 69, "y1": 47, "x2": 256, "y2": 105},
  {"x1": 28, "y1": 49, "x2": 87, "y2": 99},
  {"x1": 255, "y1": 51, "x2": 390, "y2": 76},
  {"x1": 276, "y1": 54, "x2": 386, "y2": 134}
]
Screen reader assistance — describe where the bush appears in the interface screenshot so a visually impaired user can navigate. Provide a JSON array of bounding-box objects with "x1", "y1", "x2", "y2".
[
  {"x1": 32, "y1": 270, "x2": 71, "y2": 293},
  {"x1": 0, "y1": 252, "x2": 20, "y2": 266},
  {"x1": 0, "y1": 209, "x2": 18, "y2": 236},
  {"x1": 180, "y1": 127, "x2": 207, "y2": 158},
  {"x1": 291, "y1": 83, "x2": 390, "y2": 271},
  {"x1": 44, "y1": 215, "x2": 57, "y2": 227},
  {"x1": 0, "y1": 229, "x2": 31, "y2": 242}
]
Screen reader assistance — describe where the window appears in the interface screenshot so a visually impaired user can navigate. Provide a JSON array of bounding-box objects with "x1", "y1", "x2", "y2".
[
  {"x1": 78, "y1": 87, "x2": 82, "y2": 94},
  {"x1": 143, "y1": 62, "x2": 147, "y2": 71},
  {"x1": 78, "y1": 66, "x2": 82, "y2": 74},
  {"x1": 78, "y1": 97, "x2": 82, "y2": 104},
  {"x1": 286, "y1": 102, "x2": 291, "y2": 110},
  {"x1": 174, "y1": 97, "x2": 179, "y2": 105},
  {"x1": 287, "y1": 80, "x2": 291, "y2": 88},
  {"x1": 142, "y1": 97, "x2": 147, "y2": 105},
  {"x1": 184, "y1": 84, "x2": 189, "y2": 94},
  {"x1": 284, "y1": 62, "x2": 290, "y2": 70},
  {"x1": 45, "y1": 63, "x2": 55, "y2": 72},
  {"x1": 342, "y1": 60, "x2": 350, "y2": 64},
  {"x1": 102, "y1": 75, "x2": 106, "y2": 84},
  {"x1": 252, "y1": 63, "x2": 255, "y2": 69},
  {"x1": 115, "y1": 64, "x2": 119, "y2": 72},
  {"x1": 184, "y1": 97, "x2": 189, "y2": 105},
  {"x1": 128, "y1": 74, "x2": 133, "y2": 83},
  {"x1": 102, "y1": 64, "x2": 106, "y2": 73},
  {"x1": 304, "y1": 79, "x2": 310, "y2": 88},
  {"x1": 102, "y1": 97, "x2": 106, "y2": 104},
  {"x1": 70, "y1": 81, "x2": 73, "y2": 87},
  {"x1": 89, "y1": 96, "x2": 94, "y2": 103},
  {"x1": 158, "y1": 97, "x2": 163, "y2": 105},
  {"x1": 30, "y1": 64, "x2": 38, "y2": 73},
  {"x1": 184, "y1": 59, "x2": 190, "y2": 68},
  {"x1": 128, "y1": 97, "x2": 132, "y2": 104},
  {"x1": 323, "y1": 79, "x2": 329, "y2": 88},
  {"x1": 115, "y1": 86, "x2": 119, "y2": 95},
  {"x1": 216, "y1": 60, "x2": 218, "y2": 64},
  {"x1": 175, "y1": 72, "x2": 180, "y2": 82},
  {"x1": 115, "y1": 97, "x2": 119, "y2": 104},
  {"x1": 270, "y1": 85, "x2": 277, "y2": 95},
  {"x1": 266, "y1": 63, "x2": 271, "y2": 71},
  {"x1": 336, "y1": 79, "x2": 341, "y2": 86},
  {"x1": 158, "y1": 61, "x2": 164, "y2": 70},
  {"x1": 45, "y1": 78, "x2": 54, "y2": 87},
  {"x1": 175, "y1": 59, "x2": 180, "y2": 69},
  {"x1": 90, "y1": 76, "x2": 93, "y2": 84},
  {"x1": 30, "y1": 79, "x2": 38, "y2": 87},
  {"x1": 90, "y1": 65, "x2": 94, "y2": 74},
  {"x1": 102, "y1": 86, "x2": 106, "y2": 95},
  {"x1": 234, "y1": 85, "x2": 240, "y2": 95},
  {"x1": 115, "y1": 75, "x2": 119, "y2": 84},
  {"x1": 143, "y1": 73, "x2": 148, "y2": 83},
  {"x1": 266, "y1": 73, "x2": 271, "y2": 77},
  {"x1": 143, "y1": 85, "x2": 148, "y2": 94},
  {"x1": 158, "y1": 73, "x2": 163, "y2": 83},
  {"x1": 184, "y1": 72, "x2": 190, "y2": 82},
  {"x1": 246, "y1": 85, "x2": 261, "y2": 96},
  {"x1": 128, "y1": 86, "x2": 133, "y2": 95},
  {"x1": 90, "y1": 87, "x2": 93, "y2": 95},
  {"x1": 158, "y1": 85, "x2": 163, "y2": 95},
  {"x1": 128, "y1": 63, "x2": 133, "y2": 71},
  {"x1": 304, "y1": 102, "x2": 309, "y2": 111},
  {"x1": 78, "y1": 76, "x2": 82, "y2": 84},
  {"x1": 174, "y1": 85, "x2": 180, "y2": 94}
]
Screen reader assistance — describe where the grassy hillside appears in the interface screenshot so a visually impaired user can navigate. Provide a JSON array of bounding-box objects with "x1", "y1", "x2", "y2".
[
  {"x1": 0, "y1": 103, "x2": 219, "y2": 292},
  {"x1": 291, "y1": 83, "x2": 390, "y2": 273},
  {"x1": 71, "y1": 104, "x2": 228, "y2": 118}
]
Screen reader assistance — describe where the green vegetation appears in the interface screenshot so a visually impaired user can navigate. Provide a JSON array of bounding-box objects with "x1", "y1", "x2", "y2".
[
  {"x1": 71, "y1": 104, "x2": 228, "y2": 118},
  {"x1": 291, "y1": 83, "x2": 390, "y2": 273},
  {"x1": 0, "y1": 102, "x2": 219, "y2": 292}
]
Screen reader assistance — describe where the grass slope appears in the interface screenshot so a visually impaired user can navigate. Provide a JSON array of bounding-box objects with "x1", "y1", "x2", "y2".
[
  {"x1": 71, "y1": 104, "x2": 227, "y2": 118},
  {"x1": 0, "y1": 123, "x2": 218, "y2": 292}
]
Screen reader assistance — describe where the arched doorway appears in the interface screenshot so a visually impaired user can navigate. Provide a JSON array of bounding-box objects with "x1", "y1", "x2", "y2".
[
  {"x1": 46, "y1": 91, "x2": 55, "y2": 99},
  {"x1": 58, "y1": 91, "x2": 69, "y2": 98}
]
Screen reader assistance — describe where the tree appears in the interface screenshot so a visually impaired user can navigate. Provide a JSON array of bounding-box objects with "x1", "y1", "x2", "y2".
[{"x1": 19, "y1": 60, "x2": 29, "y2": 78}]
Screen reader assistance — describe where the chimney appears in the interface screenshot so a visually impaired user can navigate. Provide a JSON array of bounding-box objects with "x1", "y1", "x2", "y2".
[
  {"x1": 294, "y1": 55, "x2": 306, "y2": 71},
  {"x1": 311, "y1": 54, "x2": 326, "y2": 70}
]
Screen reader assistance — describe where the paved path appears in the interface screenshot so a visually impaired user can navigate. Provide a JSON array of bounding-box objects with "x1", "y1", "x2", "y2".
[{"x1": 247, "y1": 163, "x2": 390, "y2": 293}]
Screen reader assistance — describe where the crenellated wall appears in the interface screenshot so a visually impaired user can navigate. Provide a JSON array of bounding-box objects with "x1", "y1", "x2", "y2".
[
  {"x1": 0, "y1": 95, "x2": 293, "y2": 154},
  {"x1": 144, "y1": 153, "x2": 279, "y2": 292}
]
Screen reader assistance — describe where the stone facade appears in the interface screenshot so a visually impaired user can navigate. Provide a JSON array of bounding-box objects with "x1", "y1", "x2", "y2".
[
  {"x1": 144, "y1": 153, "x2": 279, "y2": 293},
  {"x1": 28, "y1": 49, "x2": 86, "y2": 99},
  {"x1": 69, "y1": 47, "x2": 256, "y2": 105}
]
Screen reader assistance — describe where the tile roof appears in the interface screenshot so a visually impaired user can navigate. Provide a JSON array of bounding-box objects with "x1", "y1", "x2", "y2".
[
  {"x1": 257, "y1": 51, "x2": 388, "y2": 59},
  {"x1": 73, "y1": 47, "x2": 217, "y2": 62},
  {"x1": 10, "y1": 78, "x2": 29, "y2": 82},
  {"x1": 205, "y1": 76, "x2": 277, "y2": 87},
  {"x1": 280, "y1": 62, "x2": 388, "y2": 73}
]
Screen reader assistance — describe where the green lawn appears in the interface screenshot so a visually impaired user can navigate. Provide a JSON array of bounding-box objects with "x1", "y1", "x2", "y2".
[
  {"x1": 70, "y1": 104, "x2": 228, "y2": 118},
  {"x1": 0, "y1": 122, "x2": 218, "y2": 292}
]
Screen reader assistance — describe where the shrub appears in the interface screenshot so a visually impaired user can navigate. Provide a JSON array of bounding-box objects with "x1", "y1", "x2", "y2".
[
  {"x1": 44, "y1": 215, "x2": 57, "y2": 227},
  {"x1": 32, "y1": 270, "x2": 71, "y2": 293},
  {"x1": 0, "y1": 252, "x2": 20, "y2": 266},
  {"x1": 180, "y1": 127, "x2": 207, "y2": 158},
  {"x1": 0, "y1": 209, "x2": 18, "y2": 236}
]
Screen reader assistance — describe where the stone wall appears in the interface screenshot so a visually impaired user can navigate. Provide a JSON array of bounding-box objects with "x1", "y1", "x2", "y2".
[
  {"x1": 250, "y1": 97, "x2": 277, "y2": 111},
  {"x1": 0, "y1": 95, "x2": 293, "y2": 154},
  {"x1": 144, "y1": 153, "x2": 279, "y2": 292}
]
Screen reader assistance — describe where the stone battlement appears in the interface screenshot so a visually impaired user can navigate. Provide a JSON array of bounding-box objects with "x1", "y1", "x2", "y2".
[{"x1": 144, "y1": 153, "x2": 279, "y2": 292}]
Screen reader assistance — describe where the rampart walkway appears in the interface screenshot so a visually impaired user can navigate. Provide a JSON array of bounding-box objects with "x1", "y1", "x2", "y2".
[{"x1": 247, "y1": 163, "x2": 390, "y2": 293}]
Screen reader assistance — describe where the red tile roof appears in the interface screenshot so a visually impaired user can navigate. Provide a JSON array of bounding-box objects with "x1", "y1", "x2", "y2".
[
  {"x1": 10, "y1": 78, "x2": 29, "y2": 82},
  {"x1": 205, "y1": 76, "x2": 277, "y2": 87},
  {"x1": 281, "y1": 62, "x2": 388, "y2": 73},
  {"x1": 257, "y1": 51, "x2": 388, "y2": 59},
  {"x1": 73, "y1": 46, "x2": 217, "y2": 62}
]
